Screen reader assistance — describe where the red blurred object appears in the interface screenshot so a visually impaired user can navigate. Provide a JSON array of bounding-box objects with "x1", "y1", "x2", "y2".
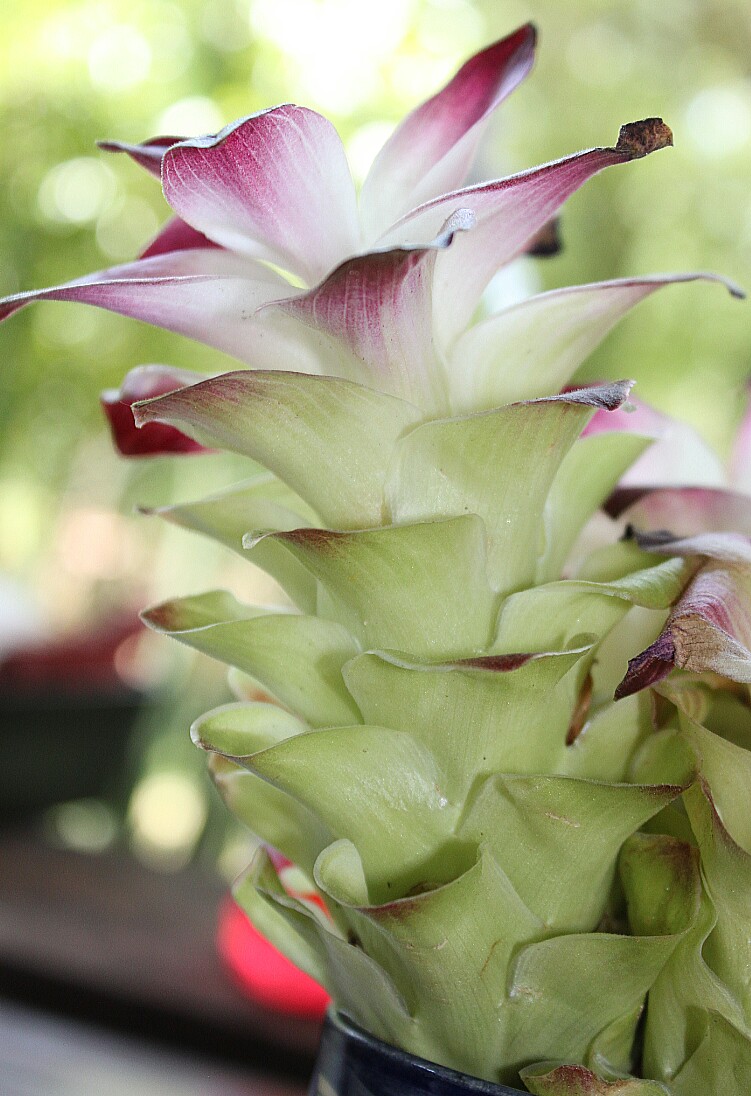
[
  {"x1": 100, "y1": 364, "x2": 209, "y2": 457},
  {"x1": 0, "y1": 615, "x2": 140, "y2": 689},
  {"x1": 217, "y1": 896, "x2": 330, "y2": 1019}
]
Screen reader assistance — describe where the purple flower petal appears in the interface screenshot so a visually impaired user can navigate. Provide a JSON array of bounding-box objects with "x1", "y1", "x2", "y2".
[
  {"x1": 585, "y1": 392, "x2": 727, "y2": 488},
  {"x1": 607, "y1": 486, "x2": 751, "y2": 537},
  {"x1": 99, "y1": 136, "x2": 223, "y2": 258},
  {"x1": 0, "y1": 249, "x2": 293, "y2": 363},
  {"x1": 616, "y1": 529, "x2": 751, "y2": 697},
  {"x1": 97, "y1": 135, "x2": 186, "y2": 177},
  {"x1": 140, "y1": 216, "x2": 221, "y2": 259},
  {"x1": 381, "y1": 119, "x2": 675, "y2": 349},
  {"x1": 162, "y1": 105, "x2": 360, "y2": 285},
  {"x1": 260, "y1": 211, "x2": 473, "y2": 409},
  {"x1": 360, "y1": 24, "x2": 536, "y2": 240},
  {"x1": 101, "y1": 365, "x2": 208, "y2": 456}
]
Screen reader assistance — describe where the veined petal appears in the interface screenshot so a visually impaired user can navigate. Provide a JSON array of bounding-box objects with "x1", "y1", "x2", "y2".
[
  {"x1": 260, "y1": 212, "x2": 472, "y2": 411},
  {"x1": 236, "y1": 848, "x2": 413, "y2": 1052},
  {"x1": 326, "y1": 846, "x2": 544, "y2": 1081},
  {"x1": 617, "y1": 832, "x2": 740, "y2": 1089},
  {"x1": 379, "y1": 119, "x2": 675, "y2": 349},
  {"x1": 0, "y1": 249, "x2": 294, "y2": 363},
  {"x1": 461, "y1": 775, "x2": 681, "y2": 934},
  {"x1": 247, "y1": 724, "x2": 456, "y2": 896},
  {"x1": 162, "y1": 105, "x2": 360, "y2": 285},
  {"x1": 684, "y1": 778, "x2": 751, "y2": 1019},
  {"x1": 585, "y1": 394, "x2": 727, "y2": 488},
  {"x1": 670, "y1": 1011, "x2": 751, "y2": 1095},
  {"x1": 98, "y1": 134, "x2": 185, "y2": 177},
  {"x1": 360, "y1": 24, "x2": 536, "y2": 241},
  {"x1": 193, "y1": 703, "x2": 326, "y2": 874},
  {"x1": 448, "y1": 273, "x2": 742, "y2": 413},
  {"x1": 101, "y1": 364, "x2": 208, "y2": 456},
  {"x1": 539, "y1": 432, "x2": 653, "y2": 582}
]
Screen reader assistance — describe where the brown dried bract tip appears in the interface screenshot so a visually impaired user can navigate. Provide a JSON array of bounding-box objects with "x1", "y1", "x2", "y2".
[
  {"x1": 615, "y1": 117, "x2": 674, "y2": 158},
  {"x1": 566, "y1": 671, "x2": 592, "y2": 745}
]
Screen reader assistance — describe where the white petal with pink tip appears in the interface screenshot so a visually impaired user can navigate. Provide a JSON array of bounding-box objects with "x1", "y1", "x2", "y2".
[
  {"x1": 162, "y1": 105, "x2": 360, "y2": 285},
  {"x1": 360, "y1": 25, "x2": 536, "y2": 241}
]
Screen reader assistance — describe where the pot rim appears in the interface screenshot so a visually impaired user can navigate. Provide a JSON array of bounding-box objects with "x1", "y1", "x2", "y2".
[{"x1": 323, "y1": 1008, "x2": 526, "y2": 1095}]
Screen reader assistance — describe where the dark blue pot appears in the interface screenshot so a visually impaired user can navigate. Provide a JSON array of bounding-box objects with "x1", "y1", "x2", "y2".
[{"x1": 308, "y1": 1010, "x2": 526, "y2": 1095}]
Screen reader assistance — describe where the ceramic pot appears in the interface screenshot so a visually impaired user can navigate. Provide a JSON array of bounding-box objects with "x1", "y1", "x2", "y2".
[{"x1": 308, "y1": 1009, "x2": 526, "y2": 1095}]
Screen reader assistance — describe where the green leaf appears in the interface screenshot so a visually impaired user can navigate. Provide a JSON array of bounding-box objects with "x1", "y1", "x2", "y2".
[
  {"x1": 234, "y1": 848, "x2": 414, "y2": 1050},
  {"x1": 561, "y1": 694, "x2": 652, "y2": 783},
  {"x1": 244, "y1": 724, "x2": 459, "y2": 897},
  {"x1": 343, "y1": 646, "x2": 590, "y2": 799},
  {"x1": 670, "y1": 1012, "x2": 751, "y2": 1096},
  {"x1": 620, "y1": 831, "x2": 747, "y2": 1083},
  {"x1": 504, "y1": 930, "x2": 681, "y2": 1082},
  {"x1": 147, "y1": 474, "x2": 318, "y2": 611},
  {"x1": 320, "y1": 845, "x2": 544, "y2": 1082},
  {"x1": 385, "y1": 388, "x2": 629, "y2": 594},
  {"x1": 683, "y1": 781, "x2": 751, "y2": 1022},
  {"x1": 495, "y1": 557, "x2": 689, "y2": 655},
  {"x1": 249, "y1": 516, "x2": 498, "y2": 658},
  {"x1": 134, "y1": 370, "x2": 423, "y2": 528},
  {"x1": 539, "y1": 432, "x2": 653, "y2": 582},
  {"x1": 142, "y1": 591, "x2": 361, "y2": 726},
  {"x1": 461, "y1": 775, "x2": 681, "y2": 933},
  {"x1": 194, "y1": 700, "x2": 332, "y2": 877}
]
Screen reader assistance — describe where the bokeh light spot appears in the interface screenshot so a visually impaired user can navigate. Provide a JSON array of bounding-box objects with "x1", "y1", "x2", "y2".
[
  {"x1": 685, "y1": 85, "x2": 751, "y2": 159},
  {"x1": 156, "y1": 95, "x2": 225, "y2": 137},
  {"x1": 37, "y1": 158, "x2": 118, "y2": 225},
  {"x1": 88, "y1": 25, "x2": 153, "y2": 91},
  {"x1": 129, "y1": 770, "x2": 207, "y2": 868}
]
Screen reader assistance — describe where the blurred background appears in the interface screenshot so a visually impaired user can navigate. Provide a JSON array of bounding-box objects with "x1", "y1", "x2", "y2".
[{"x1": 0, "y1": 0, "x2": 749, "y2": 881}]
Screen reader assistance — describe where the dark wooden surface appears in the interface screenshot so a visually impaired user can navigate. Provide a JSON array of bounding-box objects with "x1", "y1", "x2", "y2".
[{"x1": 0, "y1": 830, "x2": 320, "y2": 1085}]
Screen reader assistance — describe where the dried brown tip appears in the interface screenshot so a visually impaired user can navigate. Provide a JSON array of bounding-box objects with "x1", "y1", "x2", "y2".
[{"x1": 615, "y1": 118, "x2": 674, "y2": 158}]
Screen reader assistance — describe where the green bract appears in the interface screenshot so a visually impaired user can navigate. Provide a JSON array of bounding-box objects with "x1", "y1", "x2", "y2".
[{"x1": 136, "y1": 362, "x2": 751, "y2": 1090}]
